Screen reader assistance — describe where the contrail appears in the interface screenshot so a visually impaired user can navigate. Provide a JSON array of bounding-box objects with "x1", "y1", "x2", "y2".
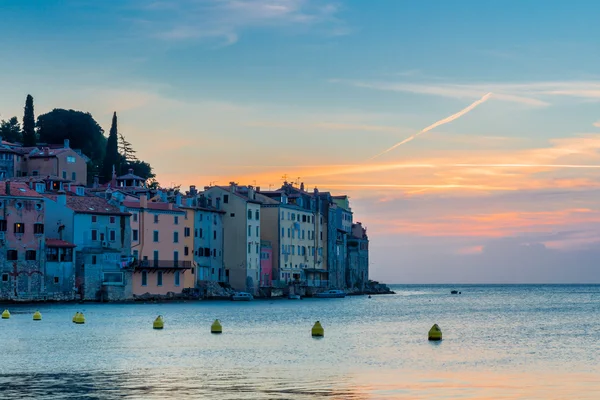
[{"x1": 369, "y1": 92, "x2": 493, "y2": 160}]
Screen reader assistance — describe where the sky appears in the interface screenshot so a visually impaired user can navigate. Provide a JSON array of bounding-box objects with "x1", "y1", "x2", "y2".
[{"x1": 1, "y1": 0, "x2": 600, "y2": 283}]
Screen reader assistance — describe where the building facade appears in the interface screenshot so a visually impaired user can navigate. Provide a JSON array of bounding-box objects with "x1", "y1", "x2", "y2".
[
  {"x1": 203, "y1": 184, "x2": 261, "y2": 294},
  {"x1": 347, "y1": 222, "x2": 369, "y2": 290},
  {"x1": 124, "y1": 196, "x2": 192, "y2": 297}
]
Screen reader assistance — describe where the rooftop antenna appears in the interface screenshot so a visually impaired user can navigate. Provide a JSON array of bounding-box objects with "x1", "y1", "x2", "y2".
[
  {"x1": 281, "y1": 174, "x2": 288, "y2": 182},
  {"x1": 268, "y1": 184, "x2": 273, "y2": 190},
  {"x1": 209, "y1": 181, "x2": 217, "y2": 187}
]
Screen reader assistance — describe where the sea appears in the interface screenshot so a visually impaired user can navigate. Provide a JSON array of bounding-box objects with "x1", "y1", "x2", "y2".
[{"x1": 1, "y1": 284, "x2": 599, "y2": 399}]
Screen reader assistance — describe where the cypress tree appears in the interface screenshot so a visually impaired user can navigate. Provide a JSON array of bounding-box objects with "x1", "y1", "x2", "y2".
[
  {"x1": 101, "y1": 112, "x2": 120, "y2": 183},
  {"x1": 22, "y1": 94, "x2": 36, "y2": 146}
]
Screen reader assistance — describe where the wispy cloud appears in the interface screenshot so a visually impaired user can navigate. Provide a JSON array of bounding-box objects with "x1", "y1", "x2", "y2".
[
  {"x1": 594, "y1": 120, "x2": 600, "y2": 128},
  {"x1": 130, "y1": 0, "x2": 345, "y2": 45},
  {"x1": 334, "y1": 79, "x2": 600, "y2": 107}
]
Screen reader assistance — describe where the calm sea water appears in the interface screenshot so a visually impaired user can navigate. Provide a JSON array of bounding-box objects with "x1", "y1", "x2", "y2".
[{"x1": 1, "y1": 285, "x2": 599, "y2": 399}]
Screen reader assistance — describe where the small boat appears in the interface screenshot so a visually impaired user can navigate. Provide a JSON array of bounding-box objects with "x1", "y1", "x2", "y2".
[
  {"x1": 314, "y1": 289, "x2": 346, "y2": 298},
  {"x1": 451, "y1": 290, "x2": 459, "y2": 295},
  {"x1": 288, "y1": 294, "x2": 301, "y2": 300},
  {"x1": 232, "y1": 292, "x2": 253, "y2": 301}
]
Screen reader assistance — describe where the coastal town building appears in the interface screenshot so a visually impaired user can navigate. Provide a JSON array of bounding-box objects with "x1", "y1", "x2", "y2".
[
  {"x1": 0, "y1": 181, "x2": 49, "y2": 301},
  {"x1": 123, "y1": 195, "x2": 192, "y2": 297},
  {"x1": 260, "y1": 240, "x2": 273, "y2": 287},
  {"x1": 43, "y1": 190, "x2": 133, "y2": 301},
  {"x1": 0, "y1": 139, "x2": 88, "y2": 185},
  {"x1": 347, "y1": 222, "x2": 369, "y2": 290},
  {"x1": 203, "y1": 183, "x2": 261, "y2": 294}
]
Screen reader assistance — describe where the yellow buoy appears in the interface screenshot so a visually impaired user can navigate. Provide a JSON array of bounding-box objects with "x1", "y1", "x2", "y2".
[
  {"x1": 311, "y1": 321, "x2": 324, "y2": 337},
  {"x1": 211, "y1": 319, "x2": 222, "y2": 334},
  {"x1": 1, "y1": 309, "x2": 10, "y2": 319},
  {"x1": 153, "y1": 315, "x2": 164, "y2": 330},
  {"x1": 33, "y1": 311, "x2": 42, "y2": 321},
  {"x1": 428, "y1": 324, "x2": 442, "y2": 341},
  {"x1": 74, "y1": 312, "x2": 85, "y2": 324},
  {"x1": 72, "y1": 312, "x2": 78, "y2": 323}
]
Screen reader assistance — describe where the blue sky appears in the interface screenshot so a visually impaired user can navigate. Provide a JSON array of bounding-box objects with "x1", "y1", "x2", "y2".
[{"x1": 1, "y1": 0, "x2": 600, "y2": 282}]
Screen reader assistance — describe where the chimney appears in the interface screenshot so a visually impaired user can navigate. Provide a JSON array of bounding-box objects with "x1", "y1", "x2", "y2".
[
  {"x1": 175, "y1": 193, "x2": 182, "y2": 206},
  {"x1": 64, "y1": 139, "x2": 70, "y2": 148},
  {"x1": 5, "y1": 181, "x2": 10, "y2": 196},
  {"x1": 229, "y1": 181, "x2": 237, "y2": 193},
  {"x1": 314, "y1": 187, "x2": 319, "y2": 195},
  {"x1": 247, "y1": 186, "x2": 255, "y2": 200},
  {"x1": 140, "y1": 195, "x2": 147, "y2": 209},
  {"x1": 128, "y1": 168, "x2": 133, "y2": 175},
  {"x1": 300, "y1": 182, "x2": 305, "y2": 191},
  {"x1": 57, "y1": 192, "x2": 67, "y2": 206},
  {"x1": 189, "y1": 185, "x2": 197, "y2": 196},
  {"x1": 256, "y1": 186, "x2": 261, "y2": 192}
]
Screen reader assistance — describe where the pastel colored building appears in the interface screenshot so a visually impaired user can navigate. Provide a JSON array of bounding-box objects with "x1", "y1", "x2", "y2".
[
  {"x1": 124, "y1": 196, "x2": 192, "y2": 297},
  {"x1": 43, "y1": 190, "x2": 133, "y2": 301},
  {"x1": 0, "y1": 181, "x2": 48, "y2": 301},
  {"x1": 347, "y1": 222, "x2": 369, "y2": 290},
  {"x1": 260, "y1": 240, "x2": 273, "y2": 287},
  {"x1": 203, "y1": 184, "x2": 261, "y2": 294},
  {"x1": 181, "y1": 187, "x2": 226, "y2": 284}
]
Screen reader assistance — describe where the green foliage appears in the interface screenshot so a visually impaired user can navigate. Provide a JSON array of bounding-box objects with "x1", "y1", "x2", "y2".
[
  {"x1": 118, "y1": 133, "x2": 138, "y2": 162},
  {"x1": 0, "y1": 116, "x2": 22, "y2": 143},
  {"x1": 101, "y1": 112, "x2": 120, "y2": 184},
  {"x1": 22, "y1": 94, "x2": 36, "y2": 146},
  {"x1": 121, "y1": 159, "x2": 155, "y2": 180},
  {"x1": 37, "y1": 108, "x2": 106, "y2": 184}
]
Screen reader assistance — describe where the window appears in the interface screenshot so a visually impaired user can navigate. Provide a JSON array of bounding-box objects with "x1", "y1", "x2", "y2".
[
  {"x1": 153, "y1": 251, "x2": 159, "y2": 267},
  {"x1": 157, "y1": 271, "x2": 163, "y2": 286},
  {"x1": 184, "y1": 246, "x2": 189, "y2": 256},
  {"x1": 197, "y1": 248, "x2": 203, "y2": 257},
  {"x1": 92, "y1": 215, "x2": 97, "y2": 223},
  {"x1": 292, "y1": 214, "x2": 295, "y2": 221},
  {"x1": 34, "y1": 223, "x2": 44, "y2": 235},
  {"x1": 256, "y1": 243, "x2": 259, "y2": 254},
  {"x1": 223, "y1": 194, "x2": 229, "y2": 203},
  {"x1": 174, "y1": 216, "x2": 179, "y2": 225},
  {"x1": 109, "y1": 230, "x2": 116, "y2": 242},
  {"x1": 46, "y1": 247, "x2": 59, "y2": 262},
  {"x1": 62, "y1": 171, "x2": 67, "y2": 179},
  {"x1": 154, "y1": 215, "x2": 159, "y2": 223},
  {"x1": 1, "y1": 273, "x2": 8, "y2": 282},
  {"x1": 25, "y1": 250, "x2": 36, "y2": 261},
  {"x1": 184, "y1": 227, "x2": 190, "y2": 237},
  {"x1": 32, "y1": 170, "x2": 38, "y2": 176},
  {"x1": 213, "y1": 230, "x2": 217, "y2": 240},
  {"x1": 92, "y1": 255, "x2": 97, "y2": 264},
  {"x1": 110, "y1": 216, "x2": 115, "y2": 224},
  {"x1": 141, "y1": 271, "x2": 148, "y2": 286},
  {"x1": 173, "y1": 231, "x2": 179, "y2": 243},
  {"x1": 248, "y1": 225, "x2": 251, "y2": 236},
  {"x1": 248, "y1": 242, "x2": 251, "y2": 254},
  {"x1": 303, "y1": 215, "x2": 307, "y2": 223},
  {"x1": 213, "y1": 248, "x2": 216, "y2": 258},
  {"x1": 174, "y1": 271, "x2": 180, "y2": 286},
  {"x1": 132, "y1": 213, "x2": 138, "y2": 222},
  {"x1": 7, "y1": 250, "x2": 17, "y2": 260},
  {"x1": 91, "y1": 230, "x2": 98, "y2": 241},
  {"x1": 72, "y1": 172, "x2": 76, "y2": 181},
  {"x1": 204, "y1": 247, "x2": 210, "y2": 256},
  {"x1": 132, "y1": 229, "x2": 138, "y2": 241},
  {"x1": 302, "y1": 230, "x2": 305, "y2": 240},
  {"x1": 153, "y1": 231, "x2": 159, "y2": 242},
  {"x1": 287, "y1": 212, "x2": 290, "y2": 220},
  {"x1": 14, "y1": 223, "x2": 24, "y2": 234},
  {"x1": 247, "y1": 210, "x2": 252, "y2": 220},
  {"x1": 291, "y1": 246, "x2": 295, "y2": 255},
  {"x1": 281, "y1": 228, "x2": 285, "y2": 237},
  {"x1": 292, "y1": 230, "x2": 295, "y2": 239},
  {"x1": 199, "y1": 228, "x2": 203, "y2": 238},
  {"x1": 256, "y1": 226, "x2": 259, "y2": 237},
  {"x1": 230, "y1": 213, "x2": 235, "y2": 217},
  {"x1": 320, "y1": 232, "x2": 323, "y2": 240},
  {"x1": 103, "y1": 272, "x2": 123, "y2": 285},
  {"x1": 67, "y1": 156, "x2": 76, "y2": 163},
  {"x1": 61, "y1": 248, "x2": 73, "y2": 262},
  {"x1": 0, "y1": 220, "x2": 6, "y2": 231},
  {"x1": 174, "y1": 251, "x2": 179, "y2": 265},
  {"x1": 287, "y1": 228, "x2": 291, "y2": 238},
  {"x1": 255, "y1": 210, "x2": 259, "y2": 219}
]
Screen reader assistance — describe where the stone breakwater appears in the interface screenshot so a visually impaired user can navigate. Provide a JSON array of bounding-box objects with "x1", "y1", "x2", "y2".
[{"x1": 347, "y1": 281, "x2": 395, "y2": 296}]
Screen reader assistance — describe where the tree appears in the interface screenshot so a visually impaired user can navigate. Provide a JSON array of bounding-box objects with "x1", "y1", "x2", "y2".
[
  {"x1": 37, "y1": 108, "x2": 106, "y2": 184},
  {"x1": 22, "y1": 94, "x2": 36, "y2": 146},
  {"x1": 118, "y1": 133, "x2": 138, "y2": 162},
  {"x1": 101, "y1": 112, "x2": 120, "y2": 184},
  {"x1": 0, "y1": 116, "x2": 22, "y2": 143}
]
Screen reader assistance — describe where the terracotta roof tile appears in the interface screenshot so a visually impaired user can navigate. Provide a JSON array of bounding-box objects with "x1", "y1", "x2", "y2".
[
  {"x1": 0, "y1": 181, "x2": 42, "y2": 198},
  {"x1": 44, "y1": 194, "x2": 129, "y2": 215},
  {"x1": 123, "y1": 200, "x2": 185, "y2": 212},
  {"x1": 46, "y1": 238, "x2": 76, "y2": 248}
]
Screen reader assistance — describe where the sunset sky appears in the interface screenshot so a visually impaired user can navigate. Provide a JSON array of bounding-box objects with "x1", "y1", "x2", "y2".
[{"x1": 1, "y1": 0, "x2": 600, "y2": 283}]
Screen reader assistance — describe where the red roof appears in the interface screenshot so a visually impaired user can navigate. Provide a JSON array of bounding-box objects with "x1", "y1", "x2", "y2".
[
  {"x1": 46, "y1": 238, "x2": 76, "y2": 248},
  {"x1": 123, "y1": 200, "x2": 184, "y2": 212},
  {"x1": 0, "y1": 181, "x2": 42, "y2": 198},
  {"x1": 44, "y1": 194, "x2": 129, "y2": 215}
]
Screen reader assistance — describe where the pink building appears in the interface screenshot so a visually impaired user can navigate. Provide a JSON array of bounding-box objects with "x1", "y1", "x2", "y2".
[
  {"x1": 260, "y1": 240, "x2": 273, "y2": 287},
  {"x1": 0, "y1": 181, "x2": 47, "y2": 301}
]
